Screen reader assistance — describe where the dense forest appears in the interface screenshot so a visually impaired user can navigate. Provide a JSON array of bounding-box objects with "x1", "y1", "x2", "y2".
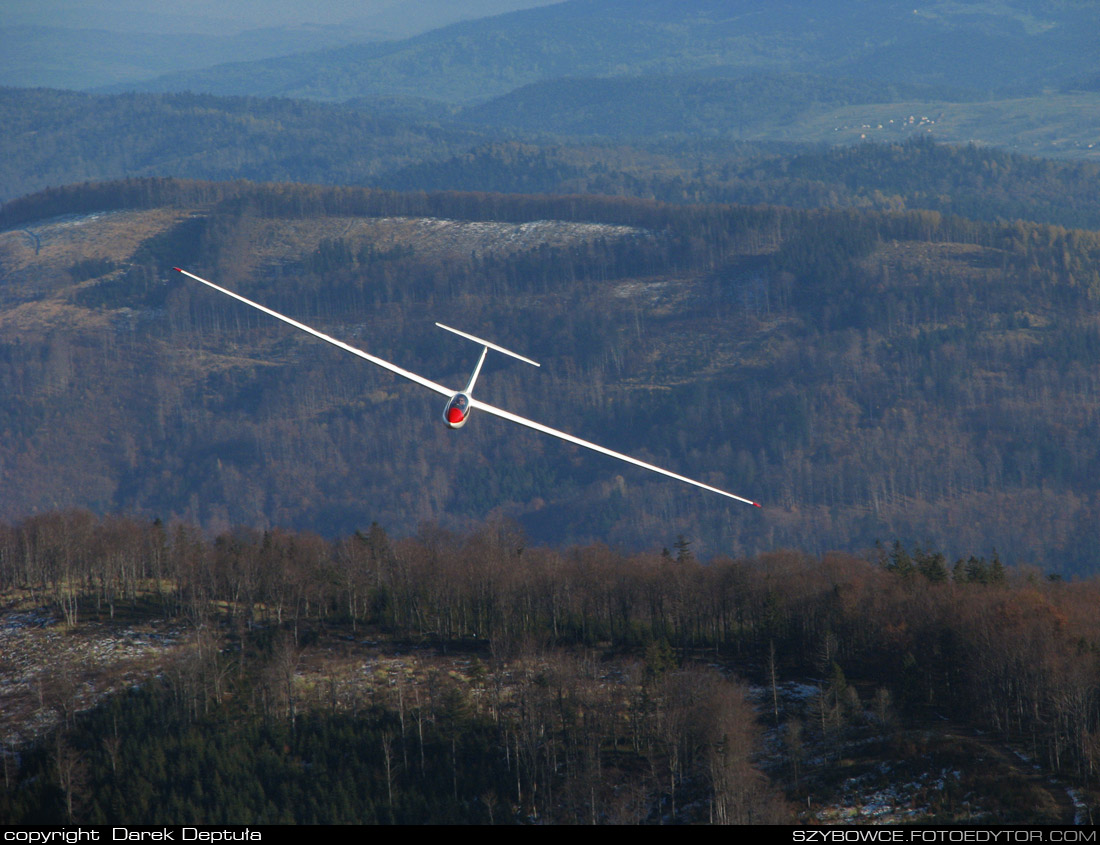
[
  {"x1": 379, "y1": 137, "x2": 1100, "y2": 230},
  {"x1": 6, "y1": 86, "x2": 1100, "y2": 231},
  {"x1": 6, "y1": 178, "x2": 1100, "y2": 572},
  {"x1": 0, "y1": 87, "x2": 483, "y2": 205},
  {"x1": 0, "y1": 510, "x2": 1096, "y2": 823},
  {"x1": 443, "y1": 71, "x2": 971, "y2": 137}
]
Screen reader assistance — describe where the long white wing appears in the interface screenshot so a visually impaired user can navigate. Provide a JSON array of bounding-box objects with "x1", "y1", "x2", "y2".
[
  {"x1": 470, "y1": 397, "x2": 762, "y2": 507},
  {"x1": 174, "y1": 268, "x2": 454, "y2": 397},
  {"x1": 176, "y1": 267, "x2": 761, "y2": 506}
]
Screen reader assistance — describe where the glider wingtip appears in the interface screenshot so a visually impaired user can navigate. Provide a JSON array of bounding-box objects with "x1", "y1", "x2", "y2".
[{"x1": 752, "y1": 501, "x2": 763, "y2": 508}]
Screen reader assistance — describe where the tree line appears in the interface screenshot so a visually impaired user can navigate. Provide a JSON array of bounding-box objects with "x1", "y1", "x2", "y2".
[
  {"x1": 0, "y1": 511, "x2": 798, "y2": 824},
  {"x1": 3, "y1": 509, "x2": 1100, "y2": 806}
]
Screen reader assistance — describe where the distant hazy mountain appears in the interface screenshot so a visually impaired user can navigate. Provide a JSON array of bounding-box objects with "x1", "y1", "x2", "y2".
[
  {"x1": 0, "y1": 25, "x2": 372, "y2": 90},
  {"x1": 111, "y1": 0, "x2": 1100, "y2": 104},
  {"x1": 0, "y1": 0, "x2": 562, "y2": 37},
  {"x1": 0, "y1": 1, "x2": 561, "y2": 90}
]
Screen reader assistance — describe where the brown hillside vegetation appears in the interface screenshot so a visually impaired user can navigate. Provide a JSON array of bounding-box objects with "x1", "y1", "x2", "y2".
[
  {"x1": 0, "y1": 511, "x2": 1096, "y2": 823},
  {"x1": 3, "y1": 180, "x2": 1100, "y2": 572}
]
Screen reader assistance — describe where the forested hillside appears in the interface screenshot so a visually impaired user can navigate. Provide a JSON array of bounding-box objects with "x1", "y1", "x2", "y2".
[
  {"x1": 0, "y1": 511, "x2": 1093, "y2": 823},
  {"x1": 380, "y1": 138, "x2": 1100, "y2": 230},
  {"x1": 6, "y1": 86, "x2": 1100, "y2": 229},
  {"x1": 0, "y1": 88, "x2": 481, "y2": 204},
  {"x1": 4, "y1": 179, "x2": 1100, "y2": 572},
  {"x1": 458, "y1": 71, "x2": 971, "y2": 137}
]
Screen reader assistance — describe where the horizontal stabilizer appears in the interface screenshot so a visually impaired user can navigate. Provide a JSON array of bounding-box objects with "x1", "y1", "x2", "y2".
[{"x1": 435, "y1": 323, "x2": 540, "y2": 367}]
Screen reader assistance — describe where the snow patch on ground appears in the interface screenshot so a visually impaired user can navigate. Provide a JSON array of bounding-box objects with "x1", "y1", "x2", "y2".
[{"x1": 0, "y1": 608, "x2": 187, "y2": 746}]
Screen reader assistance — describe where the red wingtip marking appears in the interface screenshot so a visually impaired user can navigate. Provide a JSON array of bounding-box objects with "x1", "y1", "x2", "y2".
[
  {"x1": 172, "y1": 267, "x2": 183, "y2": 272},
  {"x1": 753, "y1": 502, "x2": 763, "y2": 508}
]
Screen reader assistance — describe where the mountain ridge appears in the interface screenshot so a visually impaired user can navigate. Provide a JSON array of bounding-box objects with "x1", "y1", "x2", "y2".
[{"x1": 97, "y1": 0, "x2": 1098, "y2": 104}]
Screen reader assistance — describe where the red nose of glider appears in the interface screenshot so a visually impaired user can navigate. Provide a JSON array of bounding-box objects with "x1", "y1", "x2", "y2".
[{"x1": 448, "y1": 406, "x2": 466, "y2": 425}]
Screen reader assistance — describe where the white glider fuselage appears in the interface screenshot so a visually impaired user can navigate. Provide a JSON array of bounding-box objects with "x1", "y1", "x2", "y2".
[
  {"x1": 437, "y1": 323, "x2": 535, "y2": 430},
  {"x1": 444, "y1": 392, "x2": 473, "y2": 429},
  {"x1": 173, "y1": 268, "x2": 762, "y2": 508}
]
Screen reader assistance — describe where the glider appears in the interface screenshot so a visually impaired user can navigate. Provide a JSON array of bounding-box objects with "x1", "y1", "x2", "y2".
[{"x1": 173, "y1": 268, "x2": 761, "y2": 507}]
